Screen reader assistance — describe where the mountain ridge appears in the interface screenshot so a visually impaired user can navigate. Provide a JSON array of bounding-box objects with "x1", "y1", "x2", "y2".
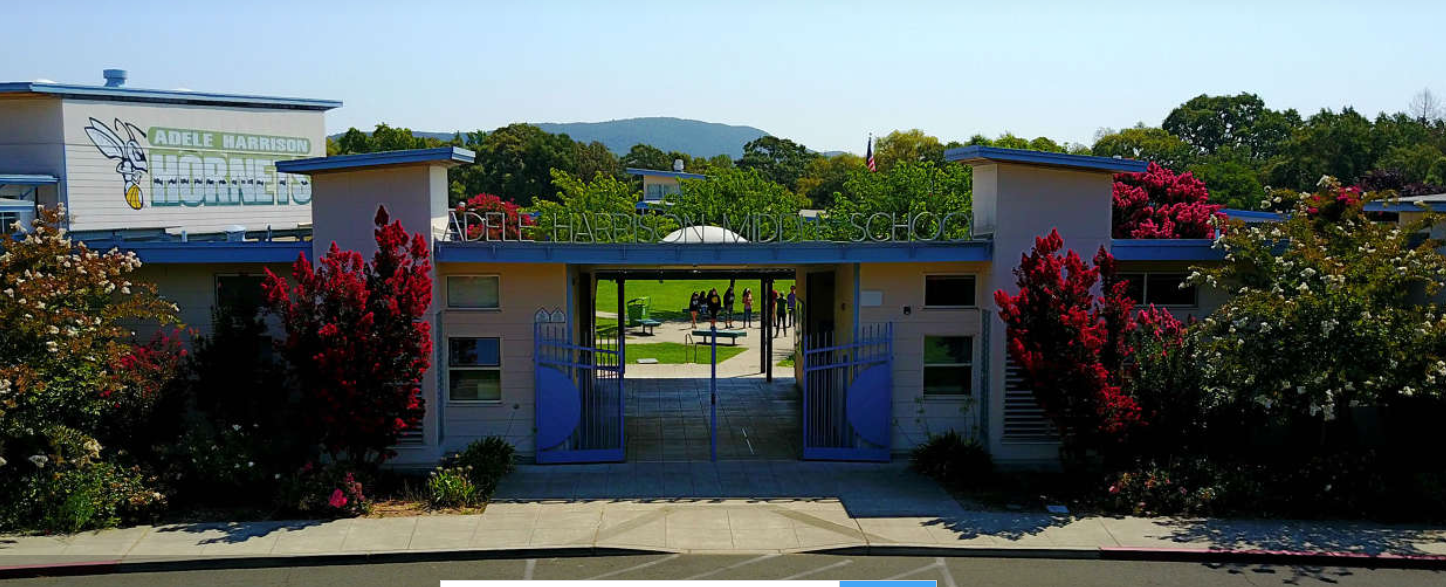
[{"x1": 332, "y1": 117, "x2": 772, "y2": 159}]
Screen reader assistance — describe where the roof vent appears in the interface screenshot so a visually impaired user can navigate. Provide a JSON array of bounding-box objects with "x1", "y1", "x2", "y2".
[{"x1": 102, "y1": 69, "x2": 127, "y2": 88}]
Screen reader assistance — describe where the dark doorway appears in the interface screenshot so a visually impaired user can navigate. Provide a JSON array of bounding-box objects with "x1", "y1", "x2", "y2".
[{"x1": 805, "y1": 271, "x2": 836, "y2": 340}]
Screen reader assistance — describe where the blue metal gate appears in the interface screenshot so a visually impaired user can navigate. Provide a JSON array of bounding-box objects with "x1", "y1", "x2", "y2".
[
  {"x1": 534, "y1": 322, "x2": 625, "y2": 463},
  {"x1": 801, "y1": 323, "x2": 893, "y2": 461}
]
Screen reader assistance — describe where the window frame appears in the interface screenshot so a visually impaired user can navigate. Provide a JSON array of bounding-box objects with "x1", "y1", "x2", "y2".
[
  {"x1": 1118, "y1": 272, "x2": 1198, "y2": 308},
  {"x1": 446, "y1": 336, "x2": 504, "y2": 405},
  {"x1": 922, "y1": 334, "x2": 974, "y2": 397},
  {"x1": 446, "y1": 274, "x2": 502, "y2": 311},
  {"x1": 922, "y1": 274, "x2": 978, "y2": 309},
  {"x1": 212, "y1": 273, "x2": 269, "y2": 316}
]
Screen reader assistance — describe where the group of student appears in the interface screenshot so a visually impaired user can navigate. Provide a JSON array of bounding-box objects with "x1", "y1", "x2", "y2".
[{"x1": 687, "y1": 282, "x2": 797, "y2": 336}]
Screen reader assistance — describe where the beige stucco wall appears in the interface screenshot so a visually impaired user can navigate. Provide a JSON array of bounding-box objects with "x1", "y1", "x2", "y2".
[
  {"x1": 858, "y1": 262, "x2": 989, "y2": 451},
  {"x1": 436, "y1": 262, "x2": 569, "y2": 457},
  {"x1": 130, "y1": 262, "x2": 291, "y2": 339},
  {"x1": 57, "y1": 99, "x2": 324, "y2": 234}
]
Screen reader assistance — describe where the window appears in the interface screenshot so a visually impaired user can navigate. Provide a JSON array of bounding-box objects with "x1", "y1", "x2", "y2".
[
  {"x1": 643, "y1": 183, "x2": 680, "y2": 202},
  {"x1": 449, "y1": 337, "x2": 501, "y2": 402},
  {"x1": 214, "y1": 274, "x2": 267, "y2": 316},
  {"x1": 923, "y1": 336, "x2": 972, "y2": 396},
  {"x1": 1118, "y1": 273, "x2": 1197, "y2": 307},
  {"x1": 924, "y1": 275, "x2": 976, "y2": 308},
  {"x1": 448, "y1": 275, "x2": 500, "y2": 309}
]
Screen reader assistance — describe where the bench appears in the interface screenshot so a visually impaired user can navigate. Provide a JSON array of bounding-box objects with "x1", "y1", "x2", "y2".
[
  {"x1": 637, "y1": 319, "x2": 662, "y2": 335},
  {"x1": 690, "y1": 329, "x2": 748, "y2": 346}
]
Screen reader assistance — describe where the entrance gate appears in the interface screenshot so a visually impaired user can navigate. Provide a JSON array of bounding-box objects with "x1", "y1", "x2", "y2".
[
  {"x1": 534, "y1": 322, "x2": 625, "y2": 463},
  {"x1": 801, "y1": 323, "x2": 893, "y2": 461}
]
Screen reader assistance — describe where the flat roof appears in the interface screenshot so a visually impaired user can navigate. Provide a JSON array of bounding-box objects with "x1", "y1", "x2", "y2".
[
  {"x1": 625, "y1": 167, "x2": 708, "y2": 180},
  {"x1": 1111, "y1": 239, "x2": 1223, "y2": 261},
  {"x1": 277, "y1": 147, "x2": 476, "y2": 174},
  {"x1": 945, "y1": 146, "x2": 1148, "y2": 173},
  {"x1": 78, "y1": 240, "x2": 308, "y2": 264},
  {"x1": 0, "y1": 81, "x2": 341, "y2": 111},
  {"x1": 436, "y1": 240, "x2": 992, "y2": 265},
  {"x1": 0, "y1": 173, "x2": 60, "y2": 185}
]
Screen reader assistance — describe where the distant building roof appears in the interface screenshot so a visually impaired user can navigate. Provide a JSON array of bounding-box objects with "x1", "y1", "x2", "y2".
[
  {"x1": 1364, "y1": 193, "x2": 1446, "y2": 213},
  {"x1": 625, "y1": 167, "x2": 707, "y2": 180},
  {"x1": 945, "y1": 146, "x2": 1148, "y2": 173},
  {"x1": 1221, "y1": 208, "x2": 1281, "y2": 222},
  {"x1": 276, "y1": 147, "x2": 475, "y2": 174},
  {"x1": 0, "y1": 81, "x2": 341, "y2": 111}
]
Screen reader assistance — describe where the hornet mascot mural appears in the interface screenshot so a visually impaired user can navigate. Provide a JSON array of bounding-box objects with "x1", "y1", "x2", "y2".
[{"x1": 84, "y1": 117, "x2": 149, "y2": 210}]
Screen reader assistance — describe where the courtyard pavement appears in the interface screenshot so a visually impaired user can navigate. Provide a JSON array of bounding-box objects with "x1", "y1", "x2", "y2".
[{"x1": 4, "y1": 460, "x2": 1446, "y2": 569}]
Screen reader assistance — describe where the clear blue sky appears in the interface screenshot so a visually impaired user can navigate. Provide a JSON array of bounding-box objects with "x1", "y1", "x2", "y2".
[{"x1": 6, "y1": 0, "x2": 1443, "y2": 153}]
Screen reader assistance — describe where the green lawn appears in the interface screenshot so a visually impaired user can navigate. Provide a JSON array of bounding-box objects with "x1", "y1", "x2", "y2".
[
  {"x1": 596, "y1": 278, "x2": 795, "y2": 323},
  {"x1": 623, "y1": 342, "x2": 747, "y2": 364}
]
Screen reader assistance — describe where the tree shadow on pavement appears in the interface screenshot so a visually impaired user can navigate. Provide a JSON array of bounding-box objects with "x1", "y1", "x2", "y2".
[{"x1": 154, "y1": 519, "x2": 327, "y2": 544}]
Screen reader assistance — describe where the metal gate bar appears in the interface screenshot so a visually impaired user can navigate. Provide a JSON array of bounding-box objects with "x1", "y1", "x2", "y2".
[{"x1": 801, "y1": 322, "x2": 892, "y2": 461}]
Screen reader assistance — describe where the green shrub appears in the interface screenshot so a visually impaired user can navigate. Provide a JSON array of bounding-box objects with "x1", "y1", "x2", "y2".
[
  {"x1": 426, "y1": 466, "x2": 481, "y2": 509},
  {"x1": 452, "y1": 437, "x2": 516, "y2": 499},
  {"x1": 1, "y1": 462, "x2": 165, "y2": 534},
  {"x1": 910, "y1": 430, "x2": 992, "y2": 489},
  {"x1": 1103, "y1": 457, "x2": 1239, "y2": 516}
]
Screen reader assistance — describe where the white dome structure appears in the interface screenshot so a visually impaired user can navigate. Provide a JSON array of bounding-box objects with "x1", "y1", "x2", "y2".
[{"x1": 661, "y1": 225, "x2": 748, "y2": 244}]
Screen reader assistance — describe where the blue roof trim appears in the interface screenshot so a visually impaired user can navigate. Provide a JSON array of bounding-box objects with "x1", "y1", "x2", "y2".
[
  {"x1": 80, "y1": 240, "x2": 307, "y2": 264},
  {"x1": 945, "y1": 146, "x2": 1148, "y2": 173},
  {"x1": 0, "y1": 174, "x2": 59, "y2": 185},
  {"x1": 436, "y1": 241, "x2": 992, "y2": 265},
  {"x1": 1111, "y1": 239, "x2": 1223, "y2": 261},
  {"x1": 625, "y1": 168, "x2": 708, "y2": 180},
  {"x1": 277, "y1": 147, "x2": 475, "y2": 174},
  {"x1": 0, "y1": 82, "x2": 341, "y2": 111},
  {"x1": 1363, "y1": 201, "x2": 1446, "y2": 213},
  {"x1": 1222, "y1": 208, "x2": 1282, "y2": 222}
]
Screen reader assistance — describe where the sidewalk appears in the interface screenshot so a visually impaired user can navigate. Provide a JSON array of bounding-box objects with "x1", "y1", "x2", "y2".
[{"x1": 3, "y1": 462, "x2": 1445, "y2": 570}]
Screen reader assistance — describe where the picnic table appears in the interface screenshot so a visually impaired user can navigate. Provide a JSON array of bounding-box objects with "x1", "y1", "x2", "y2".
[
  {"x1": 690, "y1": 329, "x2": 748, "y2": 346},
  {"x1": 637, "y1": 318, "x2": 662, "y2": 335}
]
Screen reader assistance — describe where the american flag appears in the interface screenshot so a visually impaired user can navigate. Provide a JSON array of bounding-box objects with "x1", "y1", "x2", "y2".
[{"x1": 866, "y1": 135, "x2": 876, "y2": 172}]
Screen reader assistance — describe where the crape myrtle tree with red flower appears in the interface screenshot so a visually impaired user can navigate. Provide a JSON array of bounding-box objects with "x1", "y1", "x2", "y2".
[
  {"x1": 264, "y1": 205, "x2": 433, "y2": 468},
  {"x1": 993, "y1": 229, "x2": 1186, "y2": 460},
  {"x1": 1113, "y1": 163, "x2": 1225, "y2": 239}
]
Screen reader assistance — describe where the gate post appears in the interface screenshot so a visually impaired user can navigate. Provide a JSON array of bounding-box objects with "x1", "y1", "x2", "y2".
[{"x1": 710, "y1": 325, "x2": 718, "y2": 462}]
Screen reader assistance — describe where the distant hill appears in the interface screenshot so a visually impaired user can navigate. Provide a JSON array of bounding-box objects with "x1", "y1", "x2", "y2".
[{"x1": 337, "y1": 117, "x2": 772, "y2": 159}]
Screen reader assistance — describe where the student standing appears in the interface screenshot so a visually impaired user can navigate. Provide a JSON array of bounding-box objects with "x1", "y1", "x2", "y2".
[
  {"x1": 706, "y1": 288, "x2": 722, "y2": 327},
  {"x1": 723, "y1": 284, "x2": 736, "y2": 329},
  {"x1": 688, "y1": 292, "x2": 699, "y2": 328},
  {"x1": 774, "y1": 291, "x2": 788, "y2": 337},
  {"x1": 787, "y1": 285, "x2": 798, "y2": 328},
  {"x1": 742, "y1": 288, "x2": 753, "y2": 328}
]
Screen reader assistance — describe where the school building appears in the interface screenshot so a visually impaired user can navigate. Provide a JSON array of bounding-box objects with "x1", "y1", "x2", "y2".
[{"x1": 2, "y1": 72, "x2": 1238, "y2": 468}]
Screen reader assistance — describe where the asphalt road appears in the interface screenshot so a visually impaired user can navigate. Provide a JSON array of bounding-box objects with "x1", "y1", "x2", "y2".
[{"x1": 7, "y1": 554, "x2": 1443, "y2": 586}]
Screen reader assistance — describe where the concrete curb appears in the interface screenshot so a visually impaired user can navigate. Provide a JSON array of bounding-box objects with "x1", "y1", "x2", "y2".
[
  {"x1": 0, "y1": 547, "x2": 646, "y2": 579},
  {"x1": 6, "y1": 543, "x2": 1446, "y2": 579}
]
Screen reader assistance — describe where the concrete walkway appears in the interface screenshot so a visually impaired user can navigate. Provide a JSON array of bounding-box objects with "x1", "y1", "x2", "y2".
[{"x1": 3, "y1": 461, "x2": 1446, "y2": 567}]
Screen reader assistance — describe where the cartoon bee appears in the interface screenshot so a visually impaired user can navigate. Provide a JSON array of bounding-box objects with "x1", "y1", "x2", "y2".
[{"x1": 84, "y1": 117, "x2": 149, "y2": 210}]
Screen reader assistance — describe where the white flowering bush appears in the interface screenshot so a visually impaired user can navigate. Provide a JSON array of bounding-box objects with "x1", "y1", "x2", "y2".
[
  {"x1": 0, "y1": 205, "x2": 179, "y2": 532},
  {"x1": 1190, "y1": 177, "x2": 1446, "y2": 422}
]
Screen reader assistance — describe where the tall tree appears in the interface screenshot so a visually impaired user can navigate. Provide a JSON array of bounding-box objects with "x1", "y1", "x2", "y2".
[
  {"x1": 874, "y1": 129, "x2": 945, "y2": 170},
  {"x1": 795, "y1": 153, "x2": 865, "y2": 209},
  {"x1": 735, "y1": 135, "x2": 818, "y2": 189},
  {"x1": 471, "y1": 123, "x2": 579, "y2": 205},
  {"x1": 1091, "y1": 125, "x2": 1195, "y2": 170},
  {"x1": 621, "y1": 143, "x2": 671, "y2": 171},
  {"x1": 1163, "y1": 93, "x2": 1300, "y2": 161}
]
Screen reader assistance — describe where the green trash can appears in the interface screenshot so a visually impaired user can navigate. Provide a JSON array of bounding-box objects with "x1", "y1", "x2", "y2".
[{"x1": 626, "y1": 296, "x2": 651, "y2": 326}]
